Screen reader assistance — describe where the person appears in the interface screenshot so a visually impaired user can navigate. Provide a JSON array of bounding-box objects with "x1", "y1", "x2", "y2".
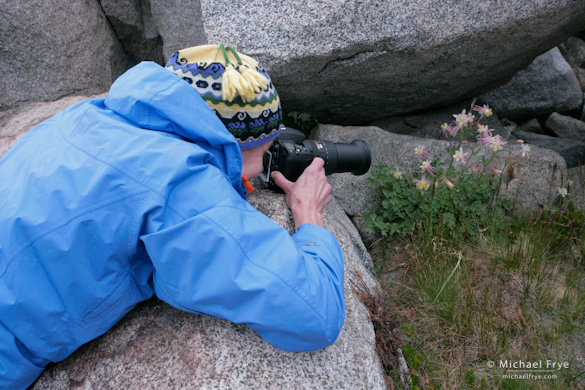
[{"x1": 0, "y1": 44, "x2": 345, "y2": 389}]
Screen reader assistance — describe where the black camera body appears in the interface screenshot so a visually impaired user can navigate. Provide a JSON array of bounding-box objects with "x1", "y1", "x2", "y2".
[{"x1": 259, "y1": 126, "x2": 372, "y2": 187}]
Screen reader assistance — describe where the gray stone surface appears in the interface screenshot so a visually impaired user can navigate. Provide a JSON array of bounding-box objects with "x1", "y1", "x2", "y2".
[
  {"x1": 559, "y1": 36, "x2": 585, "y2": 68},
  {"x1": 312, "y1": 124, "x2": 567, "y2": 238},
  {"x1": 30, "y1": 192, "x2": 386, "y2": 390},
  {"x1": 4, "y1": 1, "x2": 585, "y2": 126},
  {"x1": 518, "y1": 118, "x2": 546, "y2": 135},
  {"x1": 576, "y1": 66, "x2": 585, "y2": 90},
  {"x1": 0, "y1": 95, "x2": 106, "y2": 159},
  {"x1": 186, "y1": 0, "x2": 585, "y2": 124},
  {"x1": 478, "y1": 48, "x2": 583, "y2": 121},
  {"x1": 567, "y1": 165, "x2": 585, "y2": 210},
  {"x1": 513, "y1": 129, "x2": 585, "y2": 168},
  {"x1": 100, "y1": 0, "x2": 164, "y2": 64},
  {"x1": 0, "y1": 0, "x2": 129, "y2": 111},
  {"x1": 545, "y1": 112, "x2": 585, "y2": 142},
  {"x1": 150, "y1": 0, "x2": 207, "y2": 58},
  {"x1": 371, "y1": 99, "x2": 516, "y2": 142}
]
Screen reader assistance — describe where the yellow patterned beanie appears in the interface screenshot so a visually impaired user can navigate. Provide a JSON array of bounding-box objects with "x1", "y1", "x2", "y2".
[{"x1": 166, "y1": 44, "x2": 282, "y2": 150}]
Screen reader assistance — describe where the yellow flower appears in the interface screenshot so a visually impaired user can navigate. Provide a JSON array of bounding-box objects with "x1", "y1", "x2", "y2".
[{"x1": 414, "y1": 176, "x2": 431, "y2": 191}]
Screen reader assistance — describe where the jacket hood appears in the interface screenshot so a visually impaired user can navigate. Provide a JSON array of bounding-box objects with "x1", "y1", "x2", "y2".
[{"x1": 105, "y1": 62, "x2": 244, "y2": 194}]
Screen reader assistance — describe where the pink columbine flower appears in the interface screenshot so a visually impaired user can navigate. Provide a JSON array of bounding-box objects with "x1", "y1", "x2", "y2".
[
  {"x1": 489, "y1": 135, "x2": 507, "y2": 152},
  {"x1": 470, "y1": 163, "x2": 478, "y2": 173},
  {"x1": 415, "y1": 146, "x2": 431, "y2": 159},
  {"x1": 454, "y1": 109, "x2": 475, "y2": 127},
  {"x1": 414, "y1": 175, "x2": 432, "y2": 191},
  {"x1": 441, "y1": 123, "x2": 460, "y2": 137},
  {"x1": 452, "y1": 147, "x2": 468, "y2": 164},
  {"x1": 478, "y1": 132, "x2": 507, "y2": 152},
  {"x1": 490, "y1": 168, "x2": 502, "y2": 175},
  {"x1": 473, "y1": 104, "x2": 493, "y2": 117},
  {"x1": 476, "y1": 123, "x2": 491, "y2": 136},
  {"x1": 442, "y1": 177, "x2": 454, "y2": 189},
  {"x1": 420, "y1": 160, "x2": 438, "y2": 176},
  {"x1": 477, "y1": 132, "x2": 492, "y2": 146}
]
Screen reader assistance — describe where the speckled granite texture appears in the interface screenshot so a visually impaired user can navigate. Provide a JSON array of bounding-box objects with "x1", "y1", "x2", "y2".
[{"x1": 187, "y1": 0, "x2": 585, "y2": 124}]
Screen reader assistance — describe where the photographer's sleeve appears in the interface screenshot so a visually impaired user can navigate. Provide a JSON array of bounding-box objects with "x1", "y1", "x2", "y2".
[{"x1": 140, "y1": 201, "x2": 345, "y2": 352}]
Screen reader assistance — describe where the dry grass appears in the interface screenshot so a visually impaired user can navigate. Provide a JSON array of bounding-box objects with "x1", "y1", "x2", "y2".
[{"x1": 367, "y1": 209, "x2": 585, "y2": 389}]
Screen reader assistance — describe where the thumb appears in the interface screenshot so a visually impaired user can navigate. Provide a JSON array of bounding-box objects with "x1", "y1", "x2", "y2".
[{"x1": 271, "y1": 171, "x2": 293, "y2": 192}]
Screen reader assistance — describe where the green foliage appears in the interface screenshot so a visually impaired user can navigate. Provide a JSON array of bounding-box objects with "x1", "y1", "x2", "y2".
[
  {"x1": 283, "y1": 111, "x2": 319, "y2": 137},
  {"x1": 464, "y1": 368, "x2": 476, "y2": 388},
  {"x1": 402, "y1": 344, "x2": 425, "y2": 389},
  {"x1": 363, "y1": 100, "x2": 519, "y2": 241},
  {"x1": 363, "y1": 161, "x2": 512, "y2": 240}
]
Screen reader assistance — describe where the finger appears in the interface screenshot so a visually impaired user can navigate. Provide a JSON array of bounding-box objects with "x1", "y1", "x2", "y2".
[
  {"x1": 300, "y1": 158, "x2": 326, "y2": 178},
  {"x1": 271, "y1": 171, "x2": 293, "y2": 192},
  {"x1": 310, "y1": 157, "x2": 325, "y2": 170},
  {"x1": 321, "y1": 183, "x2": 332, "y2": 202}
]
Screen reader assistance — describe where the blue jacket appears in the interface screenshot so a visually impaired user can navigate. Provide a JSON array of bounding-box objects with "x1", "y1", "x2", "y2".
[{"x1": 0, "y1": 62, "x2": 345, "y2": 389}]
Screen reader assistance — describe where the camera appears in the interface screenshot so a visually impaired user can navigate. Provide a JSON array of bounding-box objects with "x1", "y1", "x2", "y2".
[{"x1": 258, "y1": 126, "x2": 372, "y2": 187}]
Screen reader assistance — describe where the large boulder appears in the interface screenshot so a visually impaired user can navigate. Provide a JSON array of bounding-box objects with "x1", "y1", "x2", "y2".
[
  {"x1": 558, "y1": 36, "x2": 585, "y2": 68},
  {"x1": 478, "y1": 47, "x2": 583, "y2": 121},
  {"x1": 545, "y1": 112, "x2": 585, "y2": 142},
  {"x1": 512, "y1": 129, "x2": 585, "y2": 168},
  {"x1": 150, "y1": 0, "x2": 585, "y2": 124},
  {"x1": 149, "y1": 0, "x2": 207, "y2": 57},
  {"x1": 30, "y1": 193, "x2": 386, "y2": 390},
  {"x1": 559, "y1": 36, "x2": 585, "y2": 89},
  {"x1": 0, "y1": 1, "x2": 129, "y2": 111},
  {"x1": 100, "y1": 0, "x2": 164, "y2": 64},
  {"x1": 0, "y1": 95, "x2": 106, "y2": 159},
  {"x1": 4, "y1": 1, "x2": 585, "y2": 125}
]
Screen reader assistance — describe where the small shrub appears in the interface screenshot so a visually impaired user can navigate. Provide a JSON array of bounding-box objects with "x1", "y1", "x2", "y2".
[
  {"x1": 364, "y1": 101, "x2": 523, "y2": 241},
  {"x1": 283, "y1": 111, "x2": 319, "y2": 137}
]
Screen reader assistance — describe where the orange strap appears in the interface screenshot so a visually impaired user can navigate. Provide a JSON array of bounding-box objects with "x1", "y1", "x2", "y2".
[{"x1": 242, "y1": 176, "x2": 254, "y2": 194}]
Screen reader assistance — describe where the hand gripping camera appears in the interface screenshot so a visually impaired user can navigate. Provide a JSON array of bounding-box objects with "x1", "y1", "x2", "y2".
[{"x1": 258, "y1": 126, "x2": 372, "y2": 187}]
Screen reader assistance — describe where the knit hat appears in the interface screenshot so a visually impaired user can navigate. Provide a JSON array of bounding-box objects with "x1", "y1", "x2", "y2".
[{"x1": 166, "y1": 44, "x2": 282, "y2": 150}]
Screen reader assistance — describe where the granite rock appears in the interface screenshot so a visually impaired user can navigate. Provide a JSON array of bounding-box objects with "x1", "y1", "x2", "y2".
[
  {"x1": 370, "y1": 99, "x2": 516, "y2": 142},
  {"x1": 100, "y1": 0, "x2": 164, "y2": 64},
  {"x1": 478, "y1": 48, "x2": 583, "y2": 121},
  {"x1": 0, "y1": 95, "x2": 106, "y2": 159},
  {"x1": 517, "y1": 118, "x2": 545, "y2": 135},
  {"x1": 4, "y1": 1, "x2": 585, "y2": 126},
  {"x1": 0, "y1": 0, "x2": 128, "y2": 111},
  {"x1": 149, "y1": 0, "x2": 207, "y2": 57},
  {"x1": 544, "y1": 112, "x2": 585, "y2": 142},
  {"x1": 558, "y1": 36, "x2": 585, "y2": 68},
  {"x1": 513, "y1": 129, "x2": 585, "y2": 168},
  {"x1": 151, "y1": 0, "x2": 585, "y2": 124}
]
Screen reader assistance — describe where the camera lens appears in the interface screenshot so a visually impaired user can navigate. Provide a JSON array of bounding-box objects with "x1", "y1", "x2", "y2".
[{"x1": 303, "y1": 139, "x2": 371, "y2": 176}]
